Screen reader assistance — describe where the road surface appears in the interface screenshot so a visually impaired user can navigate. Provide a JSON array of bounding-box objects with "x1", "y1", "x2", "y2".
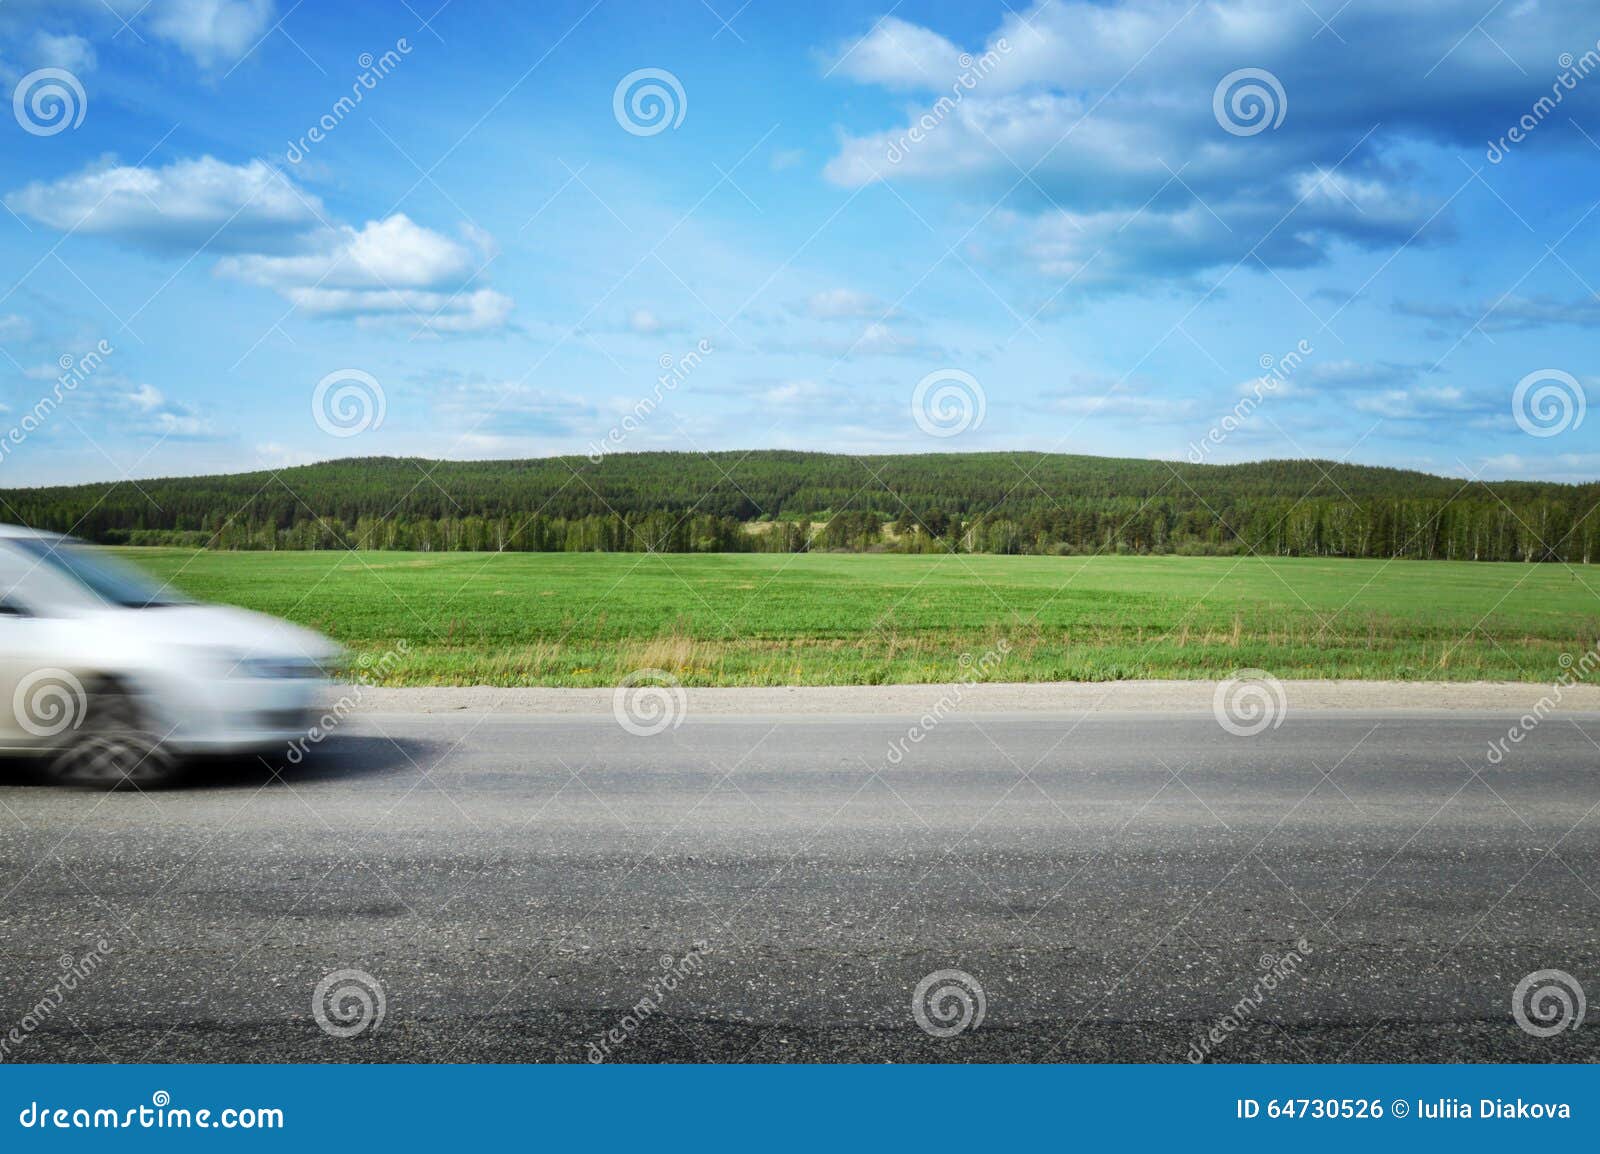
[{"x1": 1, "y1": 709, "x2": 1597, "y2": 1062}]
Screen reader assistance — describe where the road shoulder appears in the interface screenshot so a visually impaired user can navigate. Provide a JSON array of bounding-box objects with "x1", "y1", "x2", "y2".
[{"x1": 357, "y1": 680, "x2": 1600, "y2": 716}]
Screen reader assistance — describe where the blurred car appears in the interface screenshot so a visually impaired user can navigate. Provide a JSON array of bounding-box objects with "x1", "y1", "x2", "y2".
[{"x1": 0, "y1": 525, "x2": 340, "y2": 787}]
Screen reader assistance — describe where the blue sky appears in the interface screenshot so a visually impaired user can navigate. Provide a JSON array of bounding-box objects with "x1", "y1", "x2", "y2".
[{"x1": 1, "y1": 0, "x2": 1598, "y2": 487}]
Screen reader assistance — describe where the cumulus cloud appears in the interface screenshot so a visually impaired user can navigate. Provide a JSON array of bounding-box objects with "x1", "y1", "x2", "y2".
[
  {"x1": 6, "y1": 157, "x2": 513, "y2": 334},
  {"x1": 824, "y1": 0, "x2": 1597, "y2": 289},
  {"x1": 217, "y1": 214, "x2": 483, "y2": 289},
  {"x1": 5, "y1": 156, "x2": 319, "y2": 254},
  {"x1": 829, "y1": 15, "x2": 968, "y2": 90}
]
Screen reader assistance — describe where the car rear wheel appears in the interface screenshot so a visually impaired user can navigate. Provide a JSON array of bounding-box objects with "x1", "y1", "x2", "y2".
[{"x1": 50, "y1": 683, "x2": 180, "y2": 789}]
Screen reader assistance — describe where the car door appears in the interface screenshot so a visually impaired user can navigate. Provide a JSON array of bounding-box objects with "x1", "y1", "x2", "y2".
[{"x1": 0, "y1": 541, "x2": 72, "y2": 749}]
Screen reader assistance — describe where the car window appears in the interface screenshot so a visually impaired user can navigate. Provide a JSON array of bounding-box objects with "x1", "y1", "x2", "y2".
[{"x1": 7, "y1": 537, "x2": 188, "y2": 609}]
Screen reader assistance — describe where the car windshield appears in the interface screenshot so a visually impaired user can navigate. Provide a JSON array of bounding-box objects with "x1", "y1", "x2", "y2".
[{"x1": 12, "y1": 537, "x2": 187, "y2": 609}]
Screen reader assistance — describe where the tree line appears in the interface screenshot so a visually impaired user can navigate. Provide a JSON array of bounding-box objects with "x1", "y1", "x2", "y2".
[{"x1": 3, "y1": 451, "x2": 1595, "y2": 563}]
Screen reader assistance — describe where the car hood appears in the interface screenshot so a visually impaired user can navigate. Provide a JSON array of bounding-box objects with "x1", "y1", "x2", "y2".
[{"x1": 85, "y1": 603, "x2": 341, "y2": 661}]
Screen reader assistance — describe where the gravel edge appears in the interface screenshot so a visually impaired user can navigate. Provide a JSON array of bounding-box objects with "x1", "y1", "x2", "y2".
[{"x1": 355, "y1": 680, "x2": 1600, "y2": 716}]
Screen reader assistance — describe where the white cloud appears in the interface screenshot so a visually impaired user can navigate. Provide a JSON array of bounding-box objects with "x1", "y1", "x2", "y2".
[
  {"x1": 32, "y1": 31, "x2": 96, "y2": 72},
  {"x1": 831, "y1": 16, "x2": 967, "y2": 90},
  {"x1": 216, "y1": 213, "x2": 512, "y2": 331},
  {"x1": 821, "y1": 0, "x2": 1595, "y2": 288},
  {"x1": 143, "y1": 0, "x2": 275, "y2": 67},
  {"x1": 127, "y1": 383, "x2": 165, "y2": 411},
  {"x1": 5, "y1": 156, "x2": 319, "y2": 253},
  {"x1": 2, "y1": 2, "x2": 274, "y2": 68},
  {"x1": 0, "y1": 315, "x2": 32, "y2": 343},
  {"x1": 285, "y1": 286, "x2": 514, "y2": 333},
  {"x1": 217, "y1": 214, "x2": 482, "y2": 290},
  {"x1": 6, "y1": 157, "x2": 513, "y2": 334},
  {"x1": 1351, "y1": 385, "x2": 1472, "y2": 420}
]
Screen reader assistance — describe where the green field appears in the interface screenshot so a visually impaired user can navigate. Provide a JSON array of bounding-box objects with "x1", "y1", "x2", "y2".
[{"x1": 112, "y1": 549, "x2": 1600, "y2": 686}]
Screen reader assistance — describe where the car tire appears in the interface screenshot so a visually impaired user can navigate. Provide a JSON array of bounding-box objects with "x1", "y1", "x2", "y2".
[{"x1": 50, "y1": 681, "x2": 181, "y2": 789}]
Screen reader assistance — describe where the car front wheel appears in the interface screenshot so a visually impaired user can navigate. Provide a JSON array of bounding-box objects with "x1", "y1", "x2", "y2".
[{"x1": 50, "y1": 682, "x2": 180, "y2": 789}]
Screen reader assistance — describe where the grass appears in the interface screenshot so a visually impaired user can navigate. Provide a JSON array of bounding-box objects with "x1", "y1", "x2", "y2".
[{"x1": 114, "y1": 548, "x2": 1600, "y2": 687}]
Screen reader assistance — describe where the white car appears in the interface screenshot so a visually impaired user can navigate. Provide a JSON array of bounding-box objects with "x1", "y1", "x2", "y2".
[{"x1": 0, "y1": 525, "x2": 341, "y2": 787}]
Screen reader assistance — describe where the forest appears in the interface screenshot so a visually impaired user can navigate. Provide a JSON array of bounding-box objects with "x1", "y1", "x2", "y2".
[{"x1": 1, "y1": 451, "x2": 1594, "y2": 562}]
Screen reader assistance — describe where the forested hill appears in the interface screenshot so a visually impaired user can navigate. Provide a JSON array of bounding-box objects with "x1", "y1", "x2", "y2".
[{"x1": 1, "y1": 451, "x2": 1594, "y2": 562}]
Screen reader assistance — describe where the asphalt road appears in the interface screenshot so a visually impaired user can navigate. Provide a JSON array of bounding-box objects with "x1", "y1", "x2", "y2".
[{"x1": 1, "y1": 710, "x2": 1597, "y2": 1063}]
